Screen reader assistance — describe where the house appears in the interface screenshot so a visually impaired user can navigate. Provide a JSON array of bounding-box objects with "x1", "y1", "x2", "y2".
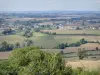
[{"x1": 58, "y1": 25, "x2": 64, "y2": 30}]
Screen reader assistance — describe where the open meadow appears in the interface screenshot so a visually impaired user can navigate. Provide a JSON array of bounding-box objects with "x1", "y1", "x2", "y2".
[
  {"x1": 0, "y1": 32, "x2": 100, "y2": 48},
  {"x1": 41, "y1": 29, "x2": 100, "y2": 35},
  {"x1": 53, "y1": 35, "x2": 100, "y2": 44},
  {"x1": 0, "y1": 35, "x2": 26, "y2": 44}
]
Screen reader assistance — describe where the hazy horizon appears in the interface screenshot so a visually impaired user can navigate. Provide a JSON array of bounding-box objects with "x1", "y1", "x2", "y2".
[{"x1": 0, "y1": 0, "x2": 100, "y2": 11}]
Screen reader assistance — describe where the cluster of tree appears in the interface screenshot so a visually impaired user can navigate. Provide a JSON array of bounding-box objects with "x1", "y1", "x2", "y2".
[
  {"x1": 0, "y1": 13, "x2": 61, "y2": 18},
  {"x1": 40, "y1": 31, "x2": 56, "y2": 35},
  {"x1": 17, "y1": 26, "x2": 24, "y2": 31},
  {"x1": 23, "y1": 30, "x2": 33, "y2": 38},
  {"x1": 77, "y1": 48, "x2": 87, "y2": 60},
  {"x1": 70, "y1": 38, "x2": 88, "y2": 47},
  {"x1": 34, "y1": 28, "x2": 40, "y2": 32},
  {"x1": 57, "y1": 38, "x2": 87, "y2": 49},
  {"x1": 39, "y1": 25, "x2": 57, "y2": 30},
  {"x1": 88, "y1": 40, "x2": 100, "y2": 44},
  {"x1": 2, "y1": 28, "x2": 15, "y2": 35},
  {"x1": 50, "y1": 19, "x2": 68, "y2": 21},
  {"x1": 0, "y1": 39, "x2": 34, "y2": 52},
  {"x1": 22, "y1": 39, "x2": 34, "y2": 47},
  {"x1": 14, "y1": 20, "x2": 42, "y2": 26},
  {"x1": 0, "y1": 18, "x2": 5, "y2": 25},
  {"x1": 51, "y1": 32, "x2": 56, "y2": 35},
  {"x1": 14, "y1": 39, "x2": 34, "y2": 48},
  {"x1": 0, "y1": 46, "x2": 72, "y2": 75},
  {"x1": 0, "y1": 46, "x2": 100, "y2": 75},
  {"x1": 57, "y1": 43, "x2": 68, "y2": 49},
  {"x1": 76, "y1": 27, "x2": 82, "y2": 30},
  {"x1": 0, "y1": 41, "x2": 13, "y2": 51}
]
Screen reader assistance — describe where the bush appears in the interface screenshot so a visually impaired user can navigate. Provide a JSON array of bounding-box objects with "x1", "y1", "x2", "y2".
[
  {"x1": 34, "y1": 29, "x2": 40, "y2": 32},
  {"x1": 52, "y1": 32, "x2": 56, "y2": 35},
  {"x1": 77, "y1": 48, "x2": 87, "y2": 60},
  {"x1": 8, "y1": 46, "x2": 73, "y2": 75},
  {"x1": 23, "y1": 31, "x2": 33, "y2": 38},
  {"x1": 0, "y1": 46, "x2": 100, "y2": 75},
  {"x1": 0, "y1": 41, "x2": 14, "y2": 51}
]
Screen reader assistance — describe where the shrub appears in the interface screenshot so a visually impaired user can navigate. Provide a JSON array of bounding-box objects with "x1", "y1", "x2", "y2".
[
  {"x1": 52, "y1": 32, "x2": 56, "y2": 35},
  {"x1": 77, "y1": 48, "x2": 87, "y2": 60},
  {"x1": 8, "y1": 46, "x2": 73, "y2": 75}
]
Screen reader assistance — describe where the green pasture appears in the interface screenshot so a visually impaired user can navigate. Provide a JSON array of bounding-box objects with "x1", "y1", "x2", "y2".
[
  {"x1": 0, "y1": 33, "x2": 57, "y2": 48},
  {"x1": 0, "y1": 31, "x2": 100, "y2": 48},
  {"x1": 42, "y1": 29, "x2": 100, "y2": 35},
  {"x1": 53, "y1": 35, "x2": 100, "y2": 44},
  {"x1": 0, "y1": 35, "x2": 26, "y2": 44}
]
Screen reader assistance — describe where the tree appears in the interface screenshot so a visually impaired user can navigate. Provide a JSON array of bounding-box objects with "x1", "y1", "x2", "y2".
[
  {"x1": 34, "y1": 28, "x2": 40, "y2": 32},
  {"x1": 76, "y1": 27, "x2": 81, "y2": 30},
  {"x1": 14, "y1": 42, "x2": 20, "y2": 48},
  {"x1": 23, "y1": 31, "x2": 33, "y2": 38},
  {"x1": 80, "y1": 38, "x2": 87, "y2": 44},
  {"x1": 0, "y1": 60, "x2": 10, "y2": 75},
  {"x1": 57, "y1": 43, "x2": 65, "y2": 49},
  {"x1": 77, "y1": 48, "x2": 87, "y2": 60},
  {"x1": 0, "y1": 41, "x2": 13, "y2": 51},
  {"x1": 18, "y1": 26, "x2": 23, "y2": 31},
  {"x1": 52, "y1": 32, "x2": 56, "y2": 35},
  {"x1": 24, "y1": 39, "x2": 34, "y2": 46},
  {"x1": 8, "y1": 46, "x2": 72, "y2": 75},
  {"x1": 0, "y1": 46, "x2": 100, "y2": 75},
  {"x1": 82, "y1": 21, "x2": 85, "y2": 26},
  {"x1": 2, "y1": 28, "x2": 13, "y2": 35},
  {"x1": 69, "y1": 43, "x2": 78, "y2": 47},
  {"x1": 0, "y1": 18, "x2": 5, "y2": 25},
  {"x1": 0, "y1": 41, "x2": 8, "y2": 51},
  {"x1": 65, "y1": 42, "x2": 69, "y2": 47},
  {"x1": 96, "y1": 47, "x2": 99, "y2": 50}
]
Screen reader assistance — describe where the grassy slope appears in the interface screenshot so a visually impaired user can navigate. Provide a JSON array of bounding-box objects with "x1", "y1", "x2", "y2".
[
  {"x1": 0, "y1": 35, "x2": 26, "y2": 44},
  {"x1": 0, "y1": 32, "x2": 57, "y2": 48},
  {"x1": 0, "y1": 35, "x2": 100, "y2": 48},
  {"x1": 0, "y1": 30, "x2": 100, "y2": 48}
]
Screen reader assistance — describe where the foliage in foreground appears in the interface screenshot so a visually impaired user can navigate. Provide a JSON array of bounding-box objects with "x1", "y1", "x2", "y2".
[{"x1": 0, "y1": 46, "x2": 100, "y2": 75}]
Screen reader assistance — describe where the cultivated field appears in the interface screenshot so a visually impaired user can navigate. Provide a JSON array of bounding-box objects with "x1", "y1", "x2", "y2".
[
  {"x1": 66, "y1": 60, "x2": 100, "y2": 71},
  {"x1": 0, "y1": 35, "x2": 26, "y2": 44},
  {"x1": 53, "y1": 35, "x2": 100, "y2": 44},
  {"x1": 0, "y1": 33, "x2": 100, "y2": 48},
  {"x1": 5, "y1": 18, "x2": 51, "y2": 21},
  {"x1": 42, "y1": 29, "x2": 100, "y2": 35}
]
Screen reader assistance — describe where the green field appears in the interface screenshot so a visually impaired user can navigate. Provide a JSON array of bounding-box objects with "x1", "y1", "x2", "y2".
[
  {"x1": 0, "y1": 32, "x2": 100, "y2": 48},
  {"x1": 30, "y1": 35, "x2": 57, "y2": 48},
  {"x1": 0, "y1": 32, "x2": 57, "y2": 48},
  {"x1": 42, "y1": 29, "x2": 100, "y2": 35},
  {"x1": 0, "y1": 35, "x2": 26, "y2": 44},
  {"x1": 53, "y1": 35, "x2": 100, "y2": 44}
]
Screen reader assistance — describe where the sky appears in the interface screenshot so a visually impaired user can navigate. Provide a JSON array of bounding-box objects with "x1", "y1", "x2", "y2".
[{"x1": 0, "y1": 0, "x2": 100, "y2": 11}]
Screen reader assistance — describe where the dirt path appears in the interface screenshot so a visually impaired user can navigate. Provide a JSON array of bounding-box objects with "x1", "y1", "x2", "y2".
[{"x1": 0, "y1": 52, "x2": 10, "y2": 59}]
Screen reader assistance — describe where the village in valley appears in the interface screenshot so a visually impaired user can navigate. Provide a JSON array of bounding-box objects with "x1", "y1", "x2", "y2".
[
  {"x1": 0, "y1": 12, "x2": 100, "y2": 59},
  {"x1": 1, "y1": 0, "x2": 100, "y2": 74}
]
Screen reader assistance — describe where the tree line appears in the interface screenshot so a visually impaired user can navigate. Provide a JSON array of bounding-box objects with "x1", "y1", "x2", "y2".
[
  {"x1": 0, "y1": 39, "x2": 34, "y2": 52},
  {"x1": 56, "y1": 38, "x2": 88, "y2": 49}
]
